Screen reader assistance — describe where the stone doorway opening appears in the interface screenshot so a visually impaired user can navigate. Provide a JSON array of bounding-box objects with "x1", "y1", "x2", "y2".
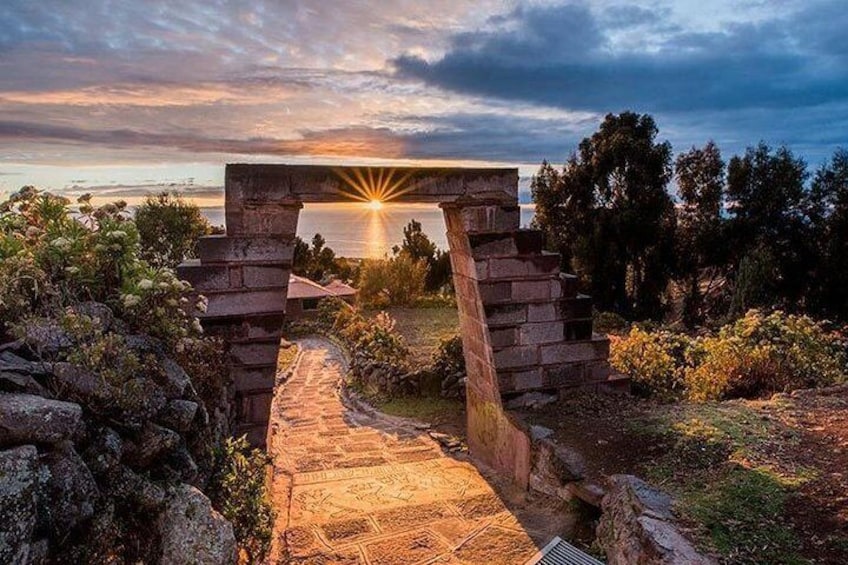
[{"x1": 178, "y1": 164, "x2": 615, "y2": 486}]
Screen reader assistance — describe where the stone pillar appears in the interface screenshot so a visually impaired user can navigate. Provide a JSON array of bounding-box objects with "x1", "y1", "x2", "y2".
[
  {"x1": 443, "y1": 197, "x2": 619, "y2": 486},
  {"x1": 177, "y1": 166, "x2": 302, "y2": 448}
]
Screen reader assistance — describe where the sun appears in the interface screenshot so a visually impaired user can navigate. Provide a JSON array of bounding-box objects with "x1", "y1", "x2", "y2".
[{"x1": 367, "y1": 199, "x2": 383, "y2": 211}]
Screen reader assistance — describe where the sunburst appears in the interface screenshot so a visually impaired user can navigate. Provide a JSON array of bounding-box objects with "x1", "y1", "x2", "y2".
[{"x1": 332, "y1": 167, "x2": 416, "y2": 209}]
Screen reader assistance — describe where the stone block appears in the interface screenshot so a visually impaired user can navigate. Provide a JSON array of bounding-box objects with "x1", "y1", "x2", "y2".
[
  {"x1": 510, "y1": 368, "x2": 544, "y2": 391},
  {"x1": 236, "y1": 206, "x2": 301, "y2": 236},
  {"x1": 229, "y1": 340, "x2": 280, "y2": 367},
  {"x1": 242, "y1": 265, "x2": 289, "y2": 288},
  {"x1": 484, "y1": 303, "x2": 526, "y2": 326},
  {"x1": 443, "y1": 204, "x2": 520, "y2": 234},
  {"x1": 539, "y1": 337, "x2": 610, "y2": 365},
  {"x1": 514, "y1": 230, "x2": 546, "y2": 254},
  {"x1": 518, "y1": 322, "x2": 565, "y2": 345},
  {"x1": 544, "y1": 363, "x2": 585, "y2": 387},
  {"x1": 511, "y1": 279, "x2": 556, "y2": 301},
  {"x1": 197, "y1": 235, "x2": 295, "y2": 264},
  {"x1": 468, "y1": 233, "x2": 517, "y2": 258},
  {"x1": 231, "y1": 366, "x2": 276, "y2": 393},
  {"x1": 478, "y1": 281, "x2": 512, "y2": 303},
  {"x1": 238, "y1": 391, "x2": 273, "y2": 425},
  {"x1": 226, "y1": 163, "x2": 292, "y2": 203},
  {"x1": 489, "y1": 327, "x2": 518, "y2": 349},
  {"x1": 462, "y1": 169, "x2": 519, "y2": 200},
  {"x1": 204, "y1": 289, "x2": 288, "y2": 318},
  {"x1": 176, "y1": 262, "x2": 229, "y2": 291},
  {"x1": 493, "y1": 345, "x2": 539, "y2": 369},
  {"x1": 527, "y1": 303, "x2": 558, "y2": 323}
]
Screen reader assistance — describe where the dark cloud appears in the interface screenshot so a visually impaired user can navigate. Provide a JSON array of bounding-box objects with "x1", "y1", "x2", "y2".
[{"x1": 394, "y1": 1, "x2": 848, "y2": 114}]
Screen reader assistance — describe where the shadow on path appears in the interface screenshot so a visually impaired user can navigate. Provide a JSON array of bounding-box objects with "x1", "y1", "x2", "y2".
[{"x1": 269, "y1": 336, "x2": 577, "y2": 565}]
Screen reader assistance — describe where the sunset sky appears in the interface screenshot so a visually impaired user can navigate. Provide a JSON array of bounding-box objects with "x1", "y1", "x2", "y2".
[{"x1": 1, "y1": 0, "x2": 846, "y2": 202}]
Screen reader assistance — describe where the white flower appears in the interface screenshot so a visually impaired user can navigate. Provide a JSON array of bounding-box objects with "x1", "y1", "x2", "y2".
[
  {"x1": 166, "y1": 298, "x2": 178, "y2": 307},
  {"x1": 108, "y1": 230, "x2": 127, "y2": 239},
  {"x1": 122, "y1": 294, "x2": 141, "y2": 307},
  {"x1": 196, "y1": 295, "x2": 208, "y2": 313},
  {"x1": 138, "y1": 279, "x2": 154, "y2": 290},
  {"x1": 192, "y1": 318, "x2": 204, "y2": 334},
  {"x1": 158, "y1": 281, "x2": 170, "y2": 290},
  {"x1": 65, "y1": 266, "x2": 79, "y2": 274}
]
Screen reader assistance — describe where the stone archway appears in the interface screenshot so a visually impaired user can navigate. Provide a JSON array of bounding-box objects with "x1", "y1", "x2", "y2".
[{"x1": 178, "y1": 164, "x2": 614, "y2": 486}]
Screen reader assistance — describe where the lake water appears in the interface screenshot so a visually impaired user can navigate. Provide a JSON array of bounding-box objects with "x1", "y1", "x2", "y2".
[{"x1": 201, "y1": 202, "x2": 536, "y2": 259}]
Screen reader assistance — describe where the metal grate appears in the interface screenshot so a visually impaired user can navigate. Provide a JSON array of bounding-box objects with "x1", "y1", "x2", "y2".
[{"x1": 524, "y1": 537, "x2": 605, "y2": 565}]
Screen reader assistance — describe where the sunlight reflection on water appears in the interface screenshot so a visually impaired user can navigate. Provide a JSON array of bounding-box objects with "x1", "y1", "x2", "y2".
[{"x1": 200, "y1": 202, "x2": 535, "y2": 259}]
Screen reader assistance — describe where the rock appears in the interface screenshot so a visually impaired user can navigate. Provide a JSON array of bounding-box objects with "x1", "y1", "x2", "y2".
[
  {"x1": 0, "y1": 371, "x2": 49, "y2": 396},
  {"x1": 167, "y1": 445, "x2": 199, "y2": 483},
  {"x1": 157, "y1": 399, "x2": 199, "y2": 432},
  {"x1": 528, "y1": 438, "x2": 585, "y2": 498},
  {"x1": 597, "y1": 474, "x2": 716, "y2": 565},
  {"x1": 157, "y1": 484, "x2": 236, "y2": 565},
  {"x1": 48, "y1": 362, "x2": 115, "y2": 404},
  {"x1": 0, "y1": 393, "x2": 82, "y2": 447},
  {"x1": 125, "y1": 335, "x2": 192, "y2": 399},
  {"x1": 20, "y1": 318, "x2": 72, "y2": 359},
  {"x1": 530, "y1": 425, "x2": 554, "y2": 441},
  {"x1": 123, "y1": 423, "x2": 181, "y2": 468},
  {"x1": 116, "y1": 378, "x2": 168, "y2": 427},
  {"x1": 81, "y1": 427, "x2": 122, "y2": 476},
  {"x1": 0, "y1": 350, "x2": 48, "y2": 375},
  {"x1": 39, "y1": 441, "x2": 99, "y2": 537},
  {"x1": 504, "y1": 391, "x2": 558, "y2": 410},
  {"x1": 0, "y1": 445, "x2": 41, "y2": 564},
  {"x1": 106, "y1": 465, "x2": 166, "y2": 511},
  {"x1": 68, "y1": 302, "x2": 114, "y2": 331}
]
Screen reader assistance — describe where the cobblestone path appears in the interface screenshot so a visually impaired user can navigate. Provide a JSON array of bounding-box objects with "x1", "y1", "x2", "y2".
[{"x1": 269, "y1": 337, "x2": 560, "y2": 565}]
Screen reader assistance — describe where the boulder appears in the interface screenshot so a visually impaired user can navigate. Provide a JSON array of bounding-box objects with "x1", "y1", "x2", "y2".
[
  {"x1": 0, "y1": 371, "x2": 48, "y2": 396},
  {"x1": 528, "y1": 438, "x2": 585, "y2": 498},
  {"x1": 123, "y1": 423, "x2": 181, "y2": 468},
  {"x1": 0, "y1": 445, "x2": 41, "y2": 563},
  {"x1": 116, "y1": 378, "x2": 168, "y2": 428},
  {"x1": 39, "y1": 441, "x2": 99, "y2": 537},
  {"x1": 0, "y1": 393, "x2": 82, "y2": 447},
  {"x1": 157, "y1": 484, "x2": 236, "y2": 565},
  {"x1": 597, "y1": 474, "x2": 716, "y2": 565},
  {"x1": 48, "y1": 362, "x2": 115, "y2": 405},
  {"x1": 504, "y1": 391, "x2": 558, "y2": 410}
]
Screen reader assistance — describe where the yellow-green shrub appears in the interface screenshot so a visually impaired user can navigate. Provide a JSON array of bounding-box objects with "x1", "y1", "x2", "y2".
[
  {"x1": 685, "y1": 310, "x2": 847, "y2": 400},
  {"x1": 610, "y1": 326, "x2": 691, "y2": 400}
]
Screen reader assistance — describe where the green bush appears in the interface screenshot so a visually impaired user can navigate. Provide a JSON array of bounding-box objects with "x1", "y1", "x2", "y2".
[
  {"x1": 0, "y1": 187, "x2": 205, "y2": 345},
  {"x1": 135, "y1": 192, "x2": 211, "y2": 268},
  {"x1": 686, "y1": 310, "x2": 847, "y2": 401},
  {"x1": 208, "y1": 436, "x2": 274, "y2": 563},
  {"x1": 610, "y1": 326, "x2": 691, "y2": 400},
  {"x1": 431, "y1": 334, "x2": 465, "y2": 377},
  {"x1": 357, "y1": 251, "x2": 427, "y2": 307}
]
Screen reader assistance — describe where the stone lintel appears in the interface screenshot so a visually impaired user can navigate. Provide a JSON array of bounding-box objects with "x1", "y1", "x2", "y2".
[{"x1": 226, "y1": 163, "x2": 518, "y2": 204}]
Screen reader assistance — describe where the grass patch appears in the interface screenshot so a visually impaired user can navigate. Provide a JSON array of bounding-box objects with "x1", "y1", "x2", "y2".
[
  {"x1": 376, "y1": 396, "x2": 464, "y2": 424},
  {"x1": 369, "y1": 307, "x2": 458, "y2": 366},
  {"x1": 629, "y1": 400, "x2": 814, "y2": 563}
]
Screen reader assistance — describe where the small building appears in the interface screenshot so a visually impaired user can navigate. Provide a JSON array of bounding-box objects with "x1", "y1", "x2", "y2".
[{"x1": 286, "y1": 274, "x2": 357, "y2": 318}]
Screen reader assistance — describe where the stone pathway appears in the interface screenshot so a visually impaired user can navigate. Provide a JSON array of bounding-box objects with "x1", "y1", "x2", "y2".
[{"x1": 269, "y1": 337, "x2": 568, "y2": 565}]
